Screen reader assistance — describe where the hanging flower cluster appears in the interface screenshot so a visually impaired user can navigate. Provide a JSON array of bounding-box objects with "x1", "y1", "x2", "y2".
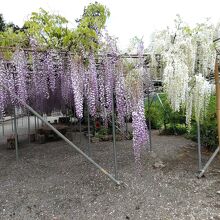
[
  {"x1": 125, "y1": 68, "x2": 149, "y2": 161},
  {"x1": 195, "y1": 23, "x2": 216, "y2": 76},
  {"x1": 115, "y1": 60, "x2": 126, "y2": 128},
  {"x1": 0, "y1": 59, "x2": 6, "y2": 117},
  {"x1": 132, "y1": 100, "x2": 148, "y2": 160},
  {"x1": 122, "y1": 37, "x2": 150, "y2": 161},
  {"x1": 33, "y1": 52, "x2": 49, "y2": 99},
  {"x1": 85, "y1": 52, "x2": 98, "y2": 117},
  {"x1": 98, "y1": 33, "x2": 119, "y2": 121},
  {"x1": 12, "y1": 50, "x2": 28, "y2": 103},
  {"x1": 0, "y1": 40, "x2": 150, "y2": 162},
  {"x1": 60, "y1": 54, "x2": 72, "y2": 103},
  {"x1": 186, "y1": 74, "x2": 212, "y2": 127},
  {"x1": 97, "y1": 61, "x2": 107, "y2": 120},
  {"x1": 70, "y1": 56, "x2": 84, "y2": 119},
  {"x1": 104, "y1": 57, "x2": 115, "y2": 114},
  {"x1": 163, "y1": 55, "x2": 189, "y2": 111},
  {"x1": 46, "y1": 51, "x2": 56, "y2": 92},
  {"x1": 149, "y1": 16, "x2": 215, "y2": 126}
]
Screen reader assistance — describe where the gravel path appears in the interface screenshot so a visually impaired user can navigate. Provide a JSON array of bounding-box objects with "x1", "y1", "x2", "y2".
[{"x1": 0, "y1": 130, "x2": 220, "y2": 220}]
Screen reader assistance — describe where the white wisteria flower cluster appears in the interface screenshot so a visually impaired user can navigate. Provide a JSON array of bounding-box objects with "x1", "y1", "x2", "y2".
[
  {"x1": 149, "y1": 16, "x2": 216, "y2": 126},
  {"x1": 186, "y1": 74, "x2": 212, "y2": 127}
]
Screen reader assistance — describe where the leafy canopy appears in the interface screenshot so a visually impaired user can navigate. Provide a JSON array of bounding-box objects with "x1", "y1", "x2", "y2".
[
  {"x1": 24, "y1": 2, "x2": 110, "y2": 53},
  {"x1": 0, "y1": 2, "x2": 110, "y2": 57}
]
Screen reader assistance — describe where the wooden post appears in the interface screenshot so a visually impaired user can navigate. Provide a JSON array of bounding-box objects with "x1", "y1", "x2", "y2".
[
  {"x1": 214, "y1": 59, "x2": 220, "y2": 147},
  {"x1": 195, "y1": 58, "x2": 220, "y2": 178}
]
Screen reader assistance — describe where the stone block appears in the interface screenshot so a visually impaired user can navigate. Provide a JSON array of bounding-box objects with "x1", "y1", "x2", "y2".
[{"x1": 36, "y1": 134, "x2": 46, "y2": 144}]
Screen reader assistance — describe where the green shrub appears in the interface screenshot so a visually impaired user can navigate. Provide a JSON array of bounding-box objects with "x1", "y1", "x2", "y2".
[
  {"x1": 145, "y1": 94, "x2": 218, "y2": 151},
  {"x1": 145, "y1": 93, "x2": 186, "y2": 132},
  {"x1": 187, "y1": 96, "x2": 218, "y2": 151},
  {"x1": 145, "y1": 104, "x2": 164, "y2": 129},
  {"x1": 160, "y1": 123, "x2": 187, "y2": 135}
]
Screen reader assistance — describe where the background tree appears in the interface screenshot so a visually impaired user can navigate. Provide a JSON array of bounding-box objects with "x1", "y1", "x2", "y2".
[
  {"x1": 0, "y1": 14, "x2": 6, "y2": 32},
  {"x1": 0, "y1": 14, "x2": 28, "y2": 59},
  {"x1": 24, "y1": 8, "x2": 74, "y2": 49},
  {"x1": 75, "y1": 2, "x2": 110, "y2": 52},
  {"x1": 24, "y1": 2, "x2": 110, "y2": 53}
]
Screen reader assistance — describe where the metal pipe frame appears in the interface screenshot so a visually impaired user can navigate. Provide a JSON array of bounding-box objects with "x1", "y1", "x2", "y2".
[
  {"x1": 14, "y1": 107, "x2": 19, "y2": 160},
  {"x1": 147, "y1": 91, "x2": 152, "y2": 151},
  {"x1": 197, "y1": 121, "x2": 202, "y2": 171},
  {"x1": 0, "y1": 83, "x2": 121, "y2": 185},
  {"x1": 1, "y1": 47, "x2": 218, "y2": 181},
  {"x1": 198, "y1": 147, "x2": 220, "y2": 178},
  {"x1": 112, "y1": 93, "x2": 118, "y2": 179},
  {"x1": 79, "y1": 119, "x2": 82, "y2": 144},
  {"x1": 11, "y1": 117, "x2": 14, "y2": 132},
  {"x1": 0, "y1": 46, "x2": 150, "y2": 58},
  {"x1": 1, "y1": 117, "x2": 4, "y2": 136},
  {"x1": 34, "y1": 115, "x2": 37, "y2": 133},
  {"x1": 21, "y1": 113, "x2": 24, "y2": 127},
  {"x1": 27, "y1": 111, "x2": 30, "y2": 144},
  {"x1": 37, "y1": 117, "x2": 39, "y2": 129},
  {"x1": 87, "y1": 106, "x2": 91, "y2": 157},
  {"x1": 145, "y1": 92, "x2": 166, "y2": 151}
]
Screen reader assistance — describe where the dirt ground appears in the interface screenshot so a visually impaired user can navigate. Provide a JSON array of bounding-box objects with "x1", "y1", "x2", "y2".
[{"x1": 0, "y1": 130, "x2": 220, "y2": 220}]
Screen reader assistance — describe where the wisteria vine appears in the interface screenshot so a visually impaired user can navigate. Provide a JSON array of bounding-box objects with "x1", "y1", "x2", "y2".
[
  {"x1": 149, "y1": 17, "x2": 216, "y2": 127},
  {"x1": 0, "y1": 43, "x2": 150, "y2": 163}
]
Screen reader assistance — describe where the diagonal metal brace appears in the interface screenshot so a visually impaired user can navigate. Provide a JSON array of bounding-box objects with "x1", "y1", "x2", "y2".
[
  {"x1": 0, "y1": 83, "x2": 121, "y2": 185},
  {"x1": 197, "y1": 147, "x2": 219, "y2": 178}
]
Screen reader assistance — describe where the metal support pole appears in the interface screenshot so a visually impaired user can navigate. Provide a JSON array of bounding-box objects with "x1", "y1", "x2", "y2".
[
  {"x1": 125, "y1": 116, "x2": 128, "y2": 136},
  {"x1": 28, "y1": 111, "x2": 30, "y2": 144},
  {"x1": 79, "y1": 119, "x2": 82, "y2": 144},
  {"x1": 197, "y1": 121, "x2": 202, "y2": 171},
  {"x1": 21, "y1": 109, "x2": 24, "y2": 127},
  {"x1": 2, "y1": 118, "x2": 4, "y2": 136},
  {"x1": 148, "y1": 91, "x2": 152, "y2": 151},
  {"x1": 156, "y1": 93, "x2": 166, "y2": 110},
  {"x1": 16, "y1": 109, "x2": 18, "y2": 127},
  {"x1": 157, "y1": 93, "x2": 169, "y2": 130},
  {"x1": 34, "y1": 115, "x2": 37, "y2": 133},
  {"x1": 14, "y1": 107, "x2": 19, "y2": 161},
  {"x1": 37, "y1": 117, "x2": 39, "y2": 128},
  {"x1": 11, "y1": 116, "x2": 14, "y2": 132},
  {"x1": 87, "y1": 108, "x2": 91, "y2": 156},
  {"x1": 112, "y1": 94, "x2": 118, "y2": 179},
  {"x1": 0, "y1": 83, "x2": 120, "y2": 185},
  {"x1": 21, "y1": 114, "x2": 24, "y2": 127}
]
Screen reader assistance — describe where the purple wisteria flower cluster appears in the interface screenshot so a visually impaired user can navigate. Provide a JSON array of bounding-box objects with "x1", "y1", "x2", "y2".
[
  {"x1": 85, "y1": 53, "x2": 98, "y2": 117},
  {"x1": 70, "y1": 56, "x2": 84, "y2": 119},
  {"x1": 0, "y1": 59, "x2": 6, "y2": 117},
  {"x1": 0, "y1": 45, "x2": 150, "y2": 162}
]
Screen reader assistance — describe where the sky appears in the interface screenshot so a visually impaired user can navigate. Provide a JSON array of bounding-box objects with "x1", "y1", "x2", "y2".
[{"x1": 1, "y1": 0, "x2": 220, "y2": 49}]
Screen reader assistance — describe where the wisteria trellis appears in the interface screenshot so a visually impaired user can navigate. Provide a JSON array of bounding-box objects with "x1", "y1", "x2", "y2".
[{"x1": 0, "y1": 47, "x2": 149, "y2": 162}]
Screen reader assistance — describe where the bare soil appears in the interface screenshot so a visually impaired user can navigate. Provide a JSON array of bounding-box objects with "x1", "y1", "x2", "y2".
[{"x1": 0, "y1": 130, "x2": 220, "y2": 220}]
